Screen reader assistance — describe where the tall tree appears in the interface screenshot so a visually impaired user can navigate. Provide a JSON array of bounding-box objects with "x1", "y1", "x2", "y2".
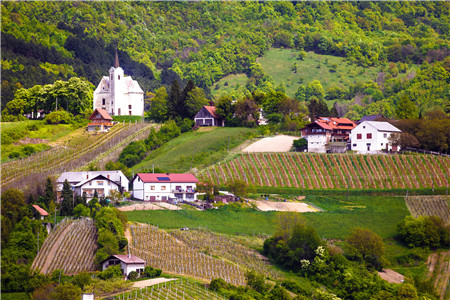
[
  {"x1": 185, "y1": 87, "x2": 208, "y2": 118},
  {"x1": 147, "y1": 87, "x2": 168, "y2": 122},
  {"x1": 167, "y1": 80, "x2": 181, "y2": 119},
  {"x1": 43, "y1": 177, "x2": 55, "y2": 208},
  {"x1": 307, "y1": 97, "x2": 329, "y2": 121},
  {"x1": 395, "y1": 95, "x2": 417, "y2": 119},
  {"x1": 60, "y1": 180, "x2": 74, "y2": 216}
]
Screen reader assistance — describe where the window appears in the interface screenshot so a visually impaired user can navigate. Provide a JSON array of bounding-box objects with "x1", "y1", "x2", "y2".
[
  {"x1": 107, "y1": 175, "x2": 110, "y2": 179},
  {"x1": 367, "y1": 133, "x2": 372, "y2": 139},
  {"x1": 383, "y1": 133, "x2": 387, "y2": 138},
  {"x1": 89, "y1": 182, "x2": 92, "y2": 186},
  {"x1": 357, "y1": 134, "x2": 362, "y2": 139},
  {"x1": 161, "y1": 186, "x2": 166, "y2": 191},
  {"x1": 353, "y1": 144, "x2": 356, "y2": 147},
  {"x1": 381, "y1": 143, "x2": 383, "y2": 146},
  {"x1": 363, "y1": 126, "x2": 365, "y2": 129},
  {"x1": 118, "y1": 75, "x2": 120, "y2": 80},
  {"x1": 151, "y1": 186, "x2": 155, "y2": 190},
  {"x1": 102, "y1": 98, "x2": 106, "y2": 105},
  {"x1": 366, "y1": 143, "x2": 371, "y2": 146},
  {"x1": 97, "y1": 181, "x2": 103, "y2": 186},
  {"x1": 128, "y1": 105, "x2": 132, "y2": 109}
]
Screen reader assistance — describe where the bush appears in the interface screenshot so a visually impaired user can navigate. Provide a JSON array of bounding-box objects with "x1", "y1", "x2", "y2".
[
  {"x1": 118, "y1": 237, "x2": 128, "y2": 250},
  {"x1": 397, "y1": 216, "x2": 446, "y2": 248},
  {"x1": 128, "y1": 271, "x2": 138, "y2": 280},
  {"x1": 44, "y1": 110, "x2": 73, "y2": 124},
  {"x1": 293, "y1": 138, "x2": 307, "y2": 151},
  {"x1": 97, "y1": 265, "x2": 123, "y2": 280},
  {"x1": 143, "y1": 266, "x2": 162, "y2": 278}
]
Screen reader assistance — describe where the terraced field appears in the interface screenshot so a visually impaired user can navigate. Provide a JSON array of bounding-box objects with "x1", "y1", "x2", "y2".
[
  {"x1": 32, "y1": 218, "x2": 97, "y2": 275},
  {"x1": 406, "y1": 196, "x2": 450, "y2": 224},
  {"x1": 1, "y1": 122, "x2": 153, "y2": 193},
  {"x1": 200, "y1": 153, "x2": 449, "y2": 190}
]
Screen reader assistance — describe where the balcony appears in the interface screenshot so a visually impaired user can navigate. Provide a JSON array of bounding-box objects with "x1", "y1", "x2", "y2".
[{"x1": 172, "y1": 189, "x2": 196, "y2": 193}]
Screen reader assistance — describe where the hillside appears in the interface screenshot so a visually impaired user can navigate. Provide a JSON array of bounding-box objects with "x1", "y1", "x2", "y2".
[
  {"x1": 1, "y1": 122, "x2": 152, "y2": 193},
  {"x1": 31, "y1": 218, "x2": 97, "y2": 276},
  {"x1": 199, "y1": 152, "x2": 449, "y2": 190}
]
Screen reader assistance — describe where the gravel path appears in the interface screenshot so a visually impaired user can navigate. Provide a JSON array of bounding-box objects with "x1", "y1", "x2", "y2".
[
  {"x1": 133, "y1": 278, "x2": 177, "y2": 288},
  {"x1": 242, "y1": 135, "x2": 299, "y2": 152},
  {"x1": 378, "y1": 269, "x2": 405, "y2": 283}
]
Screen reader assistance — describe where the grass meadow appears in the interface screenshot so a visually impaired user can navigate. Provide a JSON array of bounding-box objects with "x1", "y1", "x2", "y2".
[
  {"x1": 258, "y1": 49, "x2": 382, "y2": 98},
  {"x1": 211, "y1": 74, "x2": 249, "y2": 99},
  {"x1": 132, "y1": 127, "x2": 256, "y2": 173},
  {"x1": 125, "y1": 195, "x2": 409, "y2": 240}
]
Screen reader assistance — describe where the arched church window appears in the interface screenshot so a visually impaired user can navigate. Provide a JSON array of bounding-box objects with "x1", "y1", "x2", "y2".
[{"x1": 118, "y1": 75, "x2": 121, "y2": 80}]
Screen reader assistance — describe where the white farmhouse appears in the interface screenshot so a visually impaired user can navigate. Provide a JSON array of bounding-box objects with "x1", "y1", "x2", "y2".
[
  {"x1": 132, "y1": 173, "x2": 198, "y2": 202},
  {"x1": 350, "y1": 121, "x2": 402, "y2": 154},
  {"x1": 101, "y1": 254, "x2": 145, "y2": 279},
  {"x1": 93, "y1": 52, "x2": 144, "y2": 116},
  {"x1": 56, "y1": 171, "x2": 129, "y2": 202}
]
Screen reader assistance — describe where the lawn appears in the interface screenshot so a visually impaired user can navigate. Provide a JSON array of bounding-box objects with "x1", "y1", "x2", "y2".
[
  {"x1": 132, "y1": 127, "x2": 256, "y2": 173},
  {"x1": 125, "y1": 195, "x2": 409, "y2": 240},
  {"x1": 211, "y1": 73, "x2": 249, "y2": 99},
  {"x1": 258, "y1": 48, "x2": 382, "y2": 98},
  {"x1": 1, "y1": 293, "x2": 30, "y2": 300}
]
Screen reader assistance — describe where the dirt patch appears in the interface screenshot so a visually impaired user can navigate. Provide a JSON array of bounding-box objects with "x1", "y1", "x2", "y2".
[
  {"x1": 378, "y1": 269, "x2": 405, "y2": 284},
  {"x1": 155, "y1": 202, "x2": 181, "y2": 210},
  {"x1": 118, "y1": 202, "x2": 181, "y2": 212},
  {"x1": 253, "y1": 200, "x2": 319, "y2": 212},
  {"x1": 132, "y1": 278, "x2": 177, "y2": 289},
  {"x1": 14, "y1": 137, "x2": 49, "y2": 145},
  {"x1": 242, "y1": 135, "x2": 299, "y2": 152}
]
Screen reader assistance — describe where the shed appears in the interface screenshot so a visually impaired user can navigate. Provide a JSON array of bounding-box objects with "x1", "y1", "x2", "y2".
[
  {"x1": 194, "y1": 106, "x2": 224, "y2": 127},
  {"x1": 102, "y1": 254, "x2": 146, "y2": 279},
  {"x1": 32, "y1": 205, "x2": 49, "y2": 220}
]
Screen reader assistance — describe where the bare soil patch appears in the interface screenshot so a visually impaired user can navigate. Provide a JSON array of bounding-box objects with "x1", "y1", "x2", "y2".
[
  {"x1": 155, "y1": 202, "x2": 181, "y2": 210},
  {"x1": 14, "y1": 137, "x2": 49, "y2": 145},
  {"x1": 253, "y1": 200, "x2": 319, "y2": 212},
  {"x1": 132, "y1": 278, "x2": 177, "y2": 289},
  {"x1": 378, "y1": 269, "x2": 405, "y2": 284},
  {"x1": 242, "y1": 135, "x2": 299, "y2": 152},
  {"x1": 118, "y1": 203, "x2": 164, "y2": 211}
]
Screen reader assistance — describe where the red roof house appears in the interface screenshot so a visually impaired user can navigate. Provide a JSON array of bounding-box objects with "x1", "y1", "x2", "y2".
[
  {"x1": 32, "y1": 204, "x2": 49, "y2": 220},
  {"x1": 87, "y1": 108, "x2": 114, "y2": 132},
  {"x1": 132, "y1": 173, "x2": 199, "y2": 202},
  {"x1": 194, "y1": 106, "x2": 224, "y2": 127}
]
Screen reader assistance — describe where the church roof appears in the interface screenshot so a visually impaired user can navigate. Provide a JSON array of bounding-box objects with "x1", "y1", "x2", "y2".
[
  {"x1": 124, "y1": 77, "x2": 144, "y2": 93},
  {"x1": 114, "y1": 51, "x2": 120, "y2": 68}
]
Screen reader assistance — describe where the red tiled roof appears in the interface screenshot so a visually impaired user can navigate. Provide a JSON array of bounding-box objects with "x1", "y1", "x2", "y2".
[
  {"x1": 111, "y1": 255, "x2": 145, "y2": 264},
  {"x1": 136, "y1": 173, "x2": 199, "y2": 183},
  {"x1": 204, "y1": 106, "x2": 219, "y2": 119},
  {"x1": 313, "y1": 117, "x2": 356, "y2": 130},
  {"x1": 89, "y1": 108, "x2": 113, "y2": 121},
  {"x1": 32, "y1": 205, "x2": 49, "y2": 216}
]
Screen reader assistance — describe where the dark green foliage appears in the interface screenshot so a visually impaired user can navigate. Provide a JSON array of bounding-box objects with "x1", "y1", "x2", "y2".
[
  {"x1": 143, "y1": 266, "x2": 162, "y2": 278},
  {"x1": 118, "y1": 141, "x2": 147, "y2": 168},
  {"x1": 245, "y1": 270, "x2": 269, "y2": 295},
  {"x1": 293, "y1": 138, "x2": 307, "y2": 151},
  {"x1": 118, "y1": 237, "x2": 128, "y2": 250},
  {"x1": 105, "y1": 161, "x2": 132, "y2": 179},
  {"x1": 1, "y1": 188, "x2": 29, "y2": 244},
  {"x1": 128, "y1": 271, "x2": 138, "y2": 280},
  {"x1": 397, "y1": 216, "x2": 449, "y2": 248},
  {"x1": 227, "y1": 179, "x2": 248, "y2": 197},
  {"x1": 60, "y1": 180, "x2": 74, "y2": 216},
  {"x1": 97, "y1": 265, "x2": 123, "y2": 280},
  {"x1": 43, "y1": 177, "x2": 55, "y2": 208},
  {"x1": 44, "y1": 110, "x2": 73, "y2": 125},
  {"x1": 167, "y1": 80, "x2": 182, "y2": 119},
  {"x1": 72, "y1": 272, "x2": 92, "y2": 289},
  {"x1": 307, "y1": 97, "x2": 329, "y2": 121},
  {"x1": 178, "y1": 118, "x2": 194, "y2": 133},
  {"x1": 346, "y1": 227, "x2": 385, "y2": 270}
]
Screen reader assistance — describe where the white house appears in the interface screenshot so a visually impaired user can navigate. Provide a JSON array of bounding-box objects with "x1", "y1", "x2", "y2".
[
  {"x1": 93, "y1": 52, "x2": 144, "y2": 117},
  {"x1": 194, "y1": 106, "x2": 224, "y2": 127},
  {"x1": 102, "y1": 254, "x2": 145, "y2": 279},
  {"x1": 132, "y1": 173, "x2": 198, "y2": 202},
  {"x1": 56, "y1": 171, "x2": 129, "y2": 202},
  {"x1": 350, "y1": 121, "x2": 402, "y2": 154}
]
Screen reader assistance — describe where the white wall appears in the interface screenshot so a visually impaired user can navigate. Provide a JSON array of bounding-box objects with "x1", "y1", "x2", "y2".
[
  {"x1": 121, "y1": 262, "x2": 145, "y2": 277},
  {"x1": 350, "y1": 123, "x2": 397, "y2": 154},
  {"x1": 307, "y1": 134, "x2": 329, "y2": 153},
  {"x1": 77, "y1": 180, "x2": 120, "y2": 201},
  {"x1": 132, "y1": 178, "x2": 197, "y2": 202}
]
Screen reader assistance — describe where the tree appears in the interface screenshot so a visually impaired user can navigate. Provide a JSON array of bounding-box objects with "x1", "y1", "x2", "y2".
[
  {"x1": 167, "y1": 80, "x2": 182, "y2": 119},
  {"x1": 347, "y1": 228, "x2": 385, "y2": 270},
  {"x1": 60, "y1": 180, "x2": 74, "y2": 216},
  {"x1": 395, "y1": 95, "x2": 417, "y2": 119},
  {"x1": 147, "y1": 87, "x2": 168, "y2": 122},
  {"x1": 293, "y1": 138, "x2": 308, "y2": 151},
  {"x1": 215, "y1": 95, "x2": 235, "y2": 126},
  {"x1": 275, "y1": 212, "x2": 306, "y2": 241},
  {"x1": 307, "y1": 97, "x2": 329, "y2": 121},
  {"x1": 43, "y1": 177, "x2": 55, "y2": 208},
  {"x1": 1, "y1": 189, "x2": 28, "y2": 244},
  {"x1": 305, "y1": 80, "x2": 325, "y2": 101},
  {"x1": 234, "y1": 97, "x2": 259, "y2": 127},
  {"x1": 227, "y1": 179, "x2": 248, "y2": 197},
  {"x1": 73, "y1": 204, "x2": 90, "y2": 218},
  {"x1": 397, "y1": 216, "x2": 441, "y2": 248},
  {"x1": 185, "y1": 87, "x2": 208, "y2": 118},
  {"x1": 108, "y1": 190, "x2": 123, "y2": 206}
]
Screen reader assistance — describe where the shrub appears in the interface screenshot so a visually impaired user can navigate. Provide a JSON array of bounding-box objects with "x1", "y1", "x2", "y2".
[
  {"x1": 45, "y1": 110, "x2": 73, "y2": 124},
  {"x1": 97, "y1": 265, "x2": 123, "y2": 280},
  {"x1": 128, "y1": 271, "x2": 138, "y2": 280},
  {"x1": 143, "y1": 266, "x2": 162, "y2": 278},
  {"x1": 397, "y1": 216, "x2": 444, "y2": 248}
]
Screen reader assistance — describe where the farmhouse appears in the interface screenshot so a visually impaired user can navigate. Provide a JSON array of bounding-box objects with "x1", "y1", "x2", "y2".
[
  {"x1": 194, "y1": 106, "x2": 224, "y2": 127},
  {"x1": 56, "y1": 171, "x2": 129, "y2": 202},
  {"x1": 102, "y1": 254, "x2": 145, "y2": 279},
  {"x1": 350, "y1": 121, "x2": 402, "y2": 154},
  {"x1": 87, "y1": 108, "x2": 113, "y2": 132},
  {"x1": 32, "y1": 205, "x2": 48, "y2": 220},
  {"x1": 301, "y1": 117, "x2": 356, "y2": 153},
  {"x1": 132, "y1": 173, "x2": 198, "y2": 202},
  {"x1": 93, "y1": 52, "x2": 144, "y2": 116}
]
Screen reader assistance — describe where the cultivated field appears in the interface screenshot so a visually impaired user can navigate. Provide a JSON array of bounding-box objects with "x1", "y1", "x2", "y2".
[
  {"x1": 405, "y1": 196, "x2": 450, "y2": 224},
  {"x1": 1, "y1": 122, "x2": 152, "y2": 193},
  {"x1": 32, "y1": 218, "x2": 97, "y2": 275},
  {"x1": 200, "y1": 153, "x2": 449, "y2": 190}
]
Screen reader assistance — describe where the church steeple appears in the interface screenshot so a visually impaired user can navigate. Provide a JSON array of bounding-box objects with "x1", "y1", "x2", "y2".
[{"x1": 114, "y1": 50, "x2": 120, "y2": 68}]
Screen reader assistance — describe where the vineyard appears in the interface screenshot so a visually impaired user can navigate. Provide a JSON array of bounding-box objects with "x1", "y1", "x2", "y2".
[
  {"x1": 129, "y1": 224, "x2": 246, "y2": 286},
  {"x1": 405, "y1": 196, "x2": 450, "y2": 224},
  {"x1": 31, "y1": 218, "x2": 97, "y2": 276},
  {"x1": 114, "y1": 278, "x2": 224, "y2": 300},
  {"x1": 1, "y1": 122, "x2": 153, "y2": 193},
  {"x1": 199, "y1": 153, "x2": 450, "y2": 190}
]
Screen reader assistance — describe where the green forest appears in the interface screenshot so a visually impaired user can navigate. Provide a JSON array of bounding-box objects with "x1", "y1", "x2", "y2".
[{"x1": 2, "y1": 1, "x2": 449, "y2": 121}]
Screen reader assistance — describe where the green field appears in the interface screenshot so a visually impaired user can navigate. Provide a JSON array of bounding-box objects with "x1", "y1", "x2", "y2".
[
  {"x1": 258, "y1": 49, "x2": 382, "y2": 98},
  {"x1": 211, "y1": 74, "x2": 249, "y2": 99},
  {"x1": 0, "y1": 293, "x2": 30, "y2": 300},
  {"x1": 132, "y1": 127, "x2": 256, "y2": 173},
  {"x1": 126, "y1": 195, "x2": 409, "y2": 240}
]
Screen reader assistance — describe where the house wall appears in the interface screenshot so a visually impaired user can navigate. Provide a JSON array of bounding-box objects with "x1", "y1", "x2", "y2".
[
  {"x1": 307, "y1": 134, "x2": 330, "y2": 153},
  {"x1": 132, "y1": 177, "x2": 197, "y2": 202},
  {"x1": 76, "y1": 180, "x2": 120, "y2": 201},
  {"x1": 350, "y1": 123, "x2": 397, "y2": 154},
  {"x1": 121, "y1": 262, "x2": 145, "y2": 277}
]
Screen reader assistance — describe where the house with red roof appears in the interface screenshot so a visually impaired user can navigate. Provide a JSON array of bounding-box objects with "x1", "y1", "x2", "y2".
[
  {"x1": 101, "y1": 254, "x2": 146, "y2": 279},
  {"x1": 194, "y1": 105, "x2": 224, "y2": 127},
  {"x1": 87, "y1": 108, "x2": 114, "y2": 132},
  {"x1": 32, "y1": 204, "x2": 49, "y2": 220},
  {"x1": 301, "y1": 117, "x2": 356, "y2": 153},
  {"x1": 132, "y1": 173, "x2": 199, "y2": 202}
]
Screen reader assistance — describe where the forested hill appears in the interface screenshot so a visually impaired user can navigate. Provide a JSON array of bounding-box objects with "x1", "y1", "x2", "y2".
[{"x1": 2, "y1": 1, "x2": 449, "y2": 107}]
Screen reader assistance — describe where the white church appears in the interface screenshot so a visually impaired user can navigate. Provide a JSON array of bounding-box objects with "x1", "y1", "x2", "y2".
[{"x1": 93, "y1": 52, "x2": 144, "y2": 116}]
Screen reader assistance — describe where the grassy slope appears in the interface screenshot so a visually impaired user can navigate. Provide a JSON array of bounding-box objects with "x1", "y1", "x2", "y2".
[
  {"x1": 132, "y1": 127, "x2": 256, "y2": 173},
  {"x1": 258, "y1": 49, "x2": 382, "y2": 98},
  {"x1": 126, "y1": 195, "x2": 408, "y2": 239},
  {"x1": 211, "y1": 74, "x2": 249, "y2": 98}
]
